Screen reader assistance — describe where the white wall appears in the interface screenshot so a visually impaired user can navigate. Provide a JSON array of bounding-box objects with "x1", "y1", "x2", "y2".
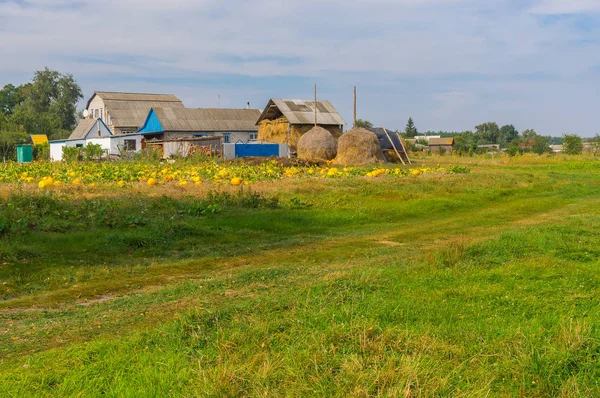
[{"x1": 49, "y1": 139, "x2": 86, "y2": 161}]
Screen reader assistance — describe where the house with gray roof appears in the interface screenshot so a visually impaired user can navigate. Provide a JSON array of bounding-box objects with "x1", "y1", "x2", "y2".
[
  {"x1": 69, "y1": 91, "x2": 185, "y2": 139},
  {"x1": 138, "y1": 107, "x2": 262, "y2": 144}
]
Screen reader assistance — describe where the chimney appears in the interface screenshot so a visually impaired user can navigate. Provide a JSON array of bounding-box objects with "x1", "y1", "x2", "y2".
[{"x1": 247, "y1": 102, "x2": 250, "y2": 109}]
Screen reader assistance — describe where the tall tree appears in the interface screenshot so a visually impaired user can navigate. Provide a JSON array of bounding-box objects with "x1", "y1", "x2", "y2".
[
  {"x1": 499, "y1": 125, "x2": 519, "y2": 146},
  {"x1": 475, "y1": 122, "x2": 500, "y2": 144},
  {"x1": 355, "y1": 119, "x2": 373, "y2": 129},
  {"x1": 404, "y1": 117, "x2": 418, "y2": 138},
  {"x1": 562, "y1": 134, "x2": 583, "y2": 155},
  {"x1": 0, "y1": 83, "x2": 30, "y2": 116}
]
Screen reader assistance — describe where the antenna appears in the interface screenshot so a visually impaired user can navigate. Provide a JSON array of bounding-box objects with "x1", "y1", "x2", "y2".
[
  {"x1": 353, "y1": 86, "x2": 357, "y2": 128},
  {"x1": 314, "y1": 84, "x2": 317, "y2": 127}
]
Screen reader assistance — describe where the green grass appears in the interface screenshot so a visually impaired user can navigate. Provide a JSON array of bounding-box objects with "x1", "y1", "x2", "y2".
[{"x1": 1, "y1": 156, "x2": 600, "y2": 396}]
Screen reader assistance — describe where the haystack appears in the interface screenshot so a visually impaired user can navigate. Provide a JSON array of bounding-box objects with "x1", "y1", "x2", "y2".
[
  {"x1": 297, "y1": 126, "x2": 337, "y2": 162},
  {"x1": 335, "y1": 128, "x2": 385, "y2": 165}
]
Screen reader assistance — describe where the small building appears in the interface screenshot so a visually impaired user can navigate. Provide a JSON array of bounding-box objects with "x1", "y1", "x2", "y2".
[
  {"x1": 428, "y1": 137, "x2": 454, "y2": 154},
  {"x1": 414, "y1": 135, "x2": 441, "y2": 143},
  {"x1": 550, "y1": 145, "x2": 563, "y2": 153},
  {"x1": 138, "y1": 107, "x2": 262, "y2": 144},
  {"x1": 478, "y1": 144, "x2": 501, "y2": 152},
  {"x1": 255, "y1": 99, "x2": 346, "y2": 149},
  {"x1": 70, "y1": 91, "x2": 185, "y2": 138},
  {"x1": 51, "y1": 118, "x2": 143, "y2": 161}
]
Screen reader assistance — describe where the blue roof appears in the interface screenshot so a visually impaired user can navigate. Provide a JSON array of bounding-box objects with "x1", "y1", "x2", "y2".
[{"x1": 138, "y1": 109, "x2": 164, "y2": 133}]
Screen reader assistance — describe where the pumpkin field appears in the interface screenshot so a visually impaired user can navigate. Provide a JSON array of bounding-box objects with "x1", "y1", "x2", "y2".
[{"x1": 1, "y1": 154, "x2": 600, "y2": 396}]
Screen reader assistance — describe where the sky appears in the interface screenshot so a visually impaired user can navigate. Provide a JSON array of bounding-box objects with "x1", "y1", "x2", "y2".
[{"x1": 1, "y1": 0, "x2": 599, "y2": 136}]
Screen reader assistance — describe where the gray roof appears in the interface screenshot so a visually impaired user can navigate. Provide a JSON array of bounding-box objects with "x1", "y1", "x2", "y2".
[
  {"x1": 256, "y1": 99, "x2": 346, "y2": 126},
  {"x1": 69, "y1": 118, "x2": 98, "y2": 139},
  {"x1": 152, "y1": 107, "x2": 262, "y2": 132},
  {"x1": 86, "y1": 91, "x2": 185, "y2": 130}
]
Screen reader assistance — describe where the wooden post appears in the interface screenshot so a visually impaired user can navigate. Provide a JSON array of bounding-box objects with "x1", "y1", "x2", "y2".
[
  {"x1": 396, "y1": 132, "x2": 412, "y2": 164},
  {"x1": 353, "y1": 86, "x2": 357, "y2": 128},
  {"x1": 383, "y1": 126, "x2": 405, "y2": 165},
  {"x1": 314, "y1": 84, "x2": 317, "y2": 127}
]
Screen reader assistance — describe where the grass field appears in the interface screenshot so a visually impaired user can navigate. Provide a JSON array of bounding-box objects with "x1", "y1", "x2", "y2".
[{"x1": 1, "y1": 155, "x2": 600, "y2": 397}]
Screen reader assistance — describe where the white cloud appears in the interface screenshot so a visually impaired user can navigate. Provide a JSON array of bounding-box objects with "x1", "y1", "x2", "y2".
[{"x1": 531, "y1": 0, "x2": 600, "y2": 14}]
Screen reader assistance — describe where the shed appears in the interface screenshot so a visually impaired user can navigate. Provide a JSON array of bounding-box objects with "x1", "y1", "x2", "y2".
[
  {"x1": 428, "y1": 137, "x2": 454, "y2": 154},
  {"x1": 255, "y1": 99, "x2": 345, "y2": 149}
]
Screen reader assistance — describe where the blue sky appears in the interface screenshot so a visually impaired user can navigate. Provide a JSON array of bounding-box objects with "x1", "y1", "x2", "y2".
[{"x1": 1, "y1": 0, "x2": 600, "y2": 136}]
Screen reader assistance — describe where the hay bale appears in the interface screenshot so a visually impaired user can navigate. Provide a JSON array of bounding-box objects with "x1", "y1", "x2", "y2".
[
  {"x1": 297, "y1": 126, "x2": 338, "y2": 162},
  {"x1": 258, "y1": 118, "x2": 342, "y2": 151},
  {"x1": 335, "y1": 128, "x2": 385, "y2": 165}
]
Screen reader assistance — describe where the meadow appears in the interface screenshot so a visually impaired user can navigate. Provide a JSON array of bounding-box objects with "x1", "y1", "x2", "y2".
[{"x1": 1, "y1": 154, "x2": 599, "y2": 397}]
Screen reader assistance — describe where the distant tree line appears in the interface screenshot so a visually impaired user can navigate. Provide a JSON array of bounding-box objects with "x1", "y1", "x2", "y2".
[
  {"x1": 0, "y1": 68, "x2": 83, "y2": 161},
  {"x1": 400, "y1": 118, "x2": 599, "y2": 156}
]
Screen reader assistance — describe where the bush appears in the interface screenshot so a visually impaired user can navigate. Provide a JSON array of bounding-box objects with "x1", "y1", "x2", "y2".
[
  {"x1": 62, "y1": 146, "x2": 80, "y2": 162},
  {"x1": 563, "y1": 134, "x2": 583, "y2": 155},
  {"x1": 83, "y1": 143, "x2": 104, "y2": 160},
  {"x1": 33, "y1": 143, "x2": 50, "y2": 161}
]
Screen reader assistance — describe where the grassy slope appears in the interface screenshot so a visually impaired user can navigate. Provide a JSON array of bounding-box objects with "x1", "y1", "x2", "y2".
[{"x1": 1, "y1": 156, "x2": 600, "y2": 396}]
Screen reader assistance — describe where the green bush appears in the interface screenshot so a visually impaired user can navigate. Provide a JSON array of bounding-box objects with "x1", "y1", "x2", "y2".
[
  {"x1": 62, "y1": 146, "x2": 80, "y2": 162},
  {"x1": 83, "y1": 143, "x2": 104, "y2": 160},
  {"x1": 33, "y1": 143, "x2": 50, "y2": 161}
]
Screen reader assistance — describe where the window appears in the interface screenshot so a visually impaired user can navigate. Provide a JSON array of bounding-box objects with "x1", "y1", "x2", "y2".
[
  {"x1": 94, "y1": 109, "x2": 99, "y2": 118},
  {"x1": 75, "y1": 144, "x2": 84, "y2": 148},
  {"x1": 223, "y1": 133, "x2": 231, "y2": 143},
  {"x1": 100, "y1": 109, "x2": 103, "y2": 120},
  {"x1": 249, "y1": 133, "x2": 258, "y2": 141},
  {"x1": 124, "y1": 139, "x2": 137, "y2": 151}
]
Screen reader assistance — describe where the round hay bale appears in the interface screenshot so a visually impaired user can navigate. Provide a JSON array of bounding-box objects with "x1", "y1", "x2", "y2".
[
  {"x1": 297, "y1": 126, "x2": 337, "y2": 162},
  {"x1": 334, "y1": 128, "x2": 385, "y2": 165}
]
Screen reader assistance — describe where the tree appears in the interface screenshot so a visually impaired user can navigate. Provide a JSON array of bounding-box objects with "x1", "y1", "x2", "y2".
[
  {"x1": 532, "y1": 135, "x2": 551, "y2": 155},
  {"x1": 0, "y1": 83, "x2": 29, "y2": 116},
  {"x1": 521, "y1": 129, "x2": 538, "y2": 141},
  {"x1": 453, "y1": 131, "x2": 478, "y2": 155},
  {"x1": 591, "y1": 134, "x2": 600, "y2": 155},
  {"x1": 355, "y1": 119, "x2": 373, "y2": 129},
  {"x1": 404, "y1": 117, "x2": 418, "y2": 138},
  {"x1": 25, "y1": 68, "x2": 83, "y2": 131},
  {"x1": 475, "y1": 122, "x2": 501, "y2": 144},
  {"x1": 5, "y1": 68, "x2": 83, "y2": 138},
  {"x1": 562, "y1": 134, "x2": 583, "y2": 155},
  {"x1": 499, "y1": 125, "x2": 519, "y2": 146},
  {"x1": 0, "y1": 129, "x2": 29, "y2": 162}
]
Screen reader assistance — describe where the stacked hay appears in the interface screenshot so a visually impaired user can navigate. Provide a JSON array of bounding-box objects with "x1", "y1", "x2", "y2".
[
  {"x1": 258, "y1": 117, "x2": 343, "y2": 151},
  {"x1": 335, "y1": 128, "x2": 385, "y2": 165},
  {"x1": 258, "y1": 117, "x2": 304, "y2": 149},
  {"x1": 297, "y1": 126, "x2": 338, "y2": 162}
]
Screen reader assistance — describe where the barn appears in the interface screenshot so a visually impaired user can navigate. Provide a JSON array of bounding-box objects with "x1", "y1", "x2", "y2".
[
  {"x1": 138, "y1": 107, "x2": 261, "y2": 143},
  {"x1": 255, "y1": 99, "x2": 345, "y2": 150},
  {"x1": 428, "y1": 137, "x2": 454, "y2": 154}
]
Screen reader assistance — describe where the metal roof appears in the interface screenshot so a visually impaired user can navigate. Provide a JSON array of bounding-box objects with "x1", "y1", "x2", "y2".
[
  {"x1": 150, "y1": 107, "x2": 262, "y2": 132},
  {"x1": 428, "y1": 137, "x2": 454, "y2": 146},
  {"x1": 69, "y1": 118, "x2": 98, "y2": 139},
  {"x1": 256, "y1": 99, "x2": 346, "y2": 126},
  {"x1": 84, "y1": 92, "x2": 185, "y2": 131}
]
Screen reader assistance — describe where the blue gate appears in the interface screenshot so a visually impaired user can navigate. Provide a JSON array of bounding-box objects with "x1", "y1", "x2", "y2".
[{"x1": 235, "y1": 143, "x2": 280, "y2": 158}]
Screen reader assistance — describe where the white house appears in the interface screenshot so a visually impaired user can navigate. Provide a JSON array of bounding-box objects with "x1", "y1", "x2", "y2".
[{"x1": 50, "y1": 118, "x2": 143, "y2": 161}]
